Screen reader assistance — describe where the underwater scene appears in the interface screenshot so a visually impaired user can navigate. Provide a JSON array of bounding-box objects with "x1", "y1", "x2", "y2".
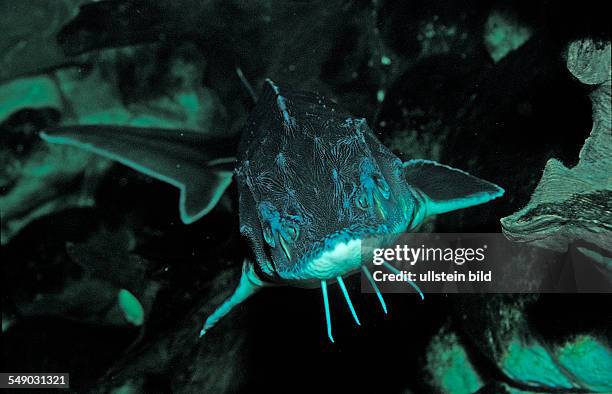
[{"x1": 1, "y1": 0, "x2": 611, "y2": 393}]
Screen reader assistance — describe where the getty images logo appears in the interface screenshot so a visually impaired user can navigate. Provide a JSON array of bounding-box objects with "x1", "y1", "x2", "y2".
[{"x1": 372, "y1": 244, "x2": 487, "y2": 266}]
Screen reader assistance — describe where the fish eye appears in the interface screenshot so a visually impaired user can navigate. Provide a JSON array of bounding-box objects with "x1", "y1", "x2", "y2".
[
  {"x1": 374, "y1": 193, "x2": 387, "y2": 220},
  {"x1": 279, "y1": 234, "x2": 292, "y2": 262},
  {"x1": 285, "y1": 223, "x2": 299, "y2": 241},
  {"x1": 357, "y1": 192, "x2": 370, "y2": 209},
  {"x1": 374, "y1": 175, "x2": 390, "y2": 196},
  {"x1": 263, "y1": 225, "x2": 275, "y2": 247}
]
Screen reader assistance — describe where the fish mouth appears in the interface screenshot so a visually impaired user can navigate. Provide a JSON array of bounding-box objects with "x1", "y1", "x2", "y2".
[
  {"x1": 289, "y1": 237, "x2": 363, "y2": 282},
  {"x1": 278, "y1": 226, "x2": 399, "y2": 286}
]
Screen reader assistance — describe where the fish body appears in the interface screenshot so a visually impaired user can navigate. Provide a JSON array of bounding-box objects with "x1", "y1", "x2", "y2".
[{"x1": 41, "y1": 79, "x2": 504, "y2": 340}]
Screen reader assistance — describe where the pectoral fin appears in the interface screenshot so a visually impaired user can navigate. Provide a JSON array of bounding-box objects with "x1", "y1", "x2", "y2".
[
  {"x1": 200, "y1": 259, "x2": 264, "y2": 336},
  {"x1": 403, "y1": 159, "x2": 504, "y2": 216},
  {"x1": 40, "y1": 125, "x2": 236, "y2": 224}
]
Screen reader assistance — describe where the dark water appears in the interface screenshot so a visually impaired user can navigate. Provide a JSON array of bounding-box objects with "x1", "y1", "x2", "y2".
[{"x1": 1, "y1": 1, "x2": 610, "y2": 393}]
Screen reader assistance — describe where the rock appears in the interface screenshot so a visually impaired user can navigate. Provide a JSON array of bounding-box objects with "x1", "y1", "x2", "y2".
[
  {"x1": 425, "y1": 327, "x2": 484, "y2": 393},
  {"x1": 92, "y1": 264, "x2": 249, "y2": 393},
  {"x1": 0, "y1": 44, "x2": 225, "y2": 243},
  {"x1": 484, "y1": 8, "x2": 533, "y2": 63},
  {"x1": 449, "y1": 294, "x2": 612, "y2": 393},
  {"x1": 0, "y1": 0, "x2": 87, "y2": 82},
  {"x1": 501, "y1": 39, "x2": 611, "y2": 261}
]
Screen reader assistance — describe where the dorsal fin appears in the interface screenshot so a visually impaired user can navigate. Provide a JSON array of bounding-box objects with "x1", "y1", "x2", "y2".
[
  {"x1": 263, "y1": 79, "x2": 298, "y2": 133},
  {"x1": 240, "y1": 79, "x2": 347, "y2": 149}
]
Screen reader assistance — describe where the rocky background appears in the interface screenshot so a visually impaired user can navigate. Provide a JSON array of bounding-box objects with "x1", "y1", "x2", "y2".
[{"x1": 1, "y1": 1, "x2": 610, "y2": 393}]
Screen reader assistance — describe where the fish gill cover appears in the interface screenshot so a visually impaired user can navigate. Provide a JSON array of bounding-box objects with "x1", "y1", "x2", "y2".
[{"x1": 1, "y1": 1, "x2": 611, "y2": 393}]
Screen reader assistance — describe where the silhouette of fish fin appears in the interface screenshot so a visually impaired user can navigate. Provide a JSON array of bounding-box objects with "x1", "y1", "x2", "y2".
[
  {"x1": 40, "y1": 125, "x2": 236, "y2": 224},
  {"x1": 403, "y1": 159, "x2": 504, "y2": 216}
]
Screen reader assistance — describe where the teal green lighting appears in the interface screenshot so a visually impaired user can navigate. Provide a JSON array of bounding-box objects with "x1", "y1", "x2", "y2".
[
  {"x1": 118, "y1": 289, "x2": 144, "y2": 326},
  {"x1": 362, "y1": 265, "x2": 387, "y2": 314},
  {"x1": 427, "y1": 332, "x2": 484, "y2": 393},
  {"x1": 383, "y1": 261, "x2": 424, "y2": 300},
  {"x1": 337, "y1": 276, "x2": 360, "y2": 326},
  {"x1": 321, "y1": 280, "x2": 334, "y2": 343},
  {"x1": 39, "y1": 131, "x2": 232, "y2": 225}
]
